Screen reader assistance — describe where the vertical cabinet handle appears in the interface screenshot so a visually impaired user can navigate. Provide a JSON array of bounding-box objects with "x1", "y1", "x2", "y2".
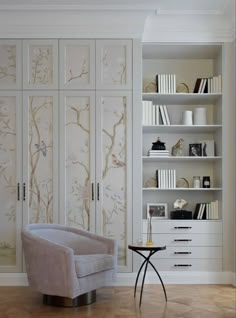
[
  {"x1": 23, "y1": 182, "x2": 26, "y2": 201},
  {"x1": 91, "y1": 183, "x2": 94, "y2": 201},
  {"x1": 97, "y1": 183, "x2": 99, "y2": 201},
  {"x1": 17, "y1": 183, "x2": 20, "y2": 201}
]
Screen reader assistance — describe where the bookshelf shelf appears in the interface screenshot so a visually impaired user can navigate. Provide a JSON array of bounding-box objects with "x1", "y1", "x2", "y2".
[
  {"x1": 142, "y1": 93, "x2": 222, "y2": 105},
  {"x1": 142, "y1": 156, "x2": 222, "y2": 162},
  {"x1": 143, "y1": 125, "x2": 222, "y2": 133},
  {"x1": 142, "y1": 188, "x2": 222, "y2": 191}
]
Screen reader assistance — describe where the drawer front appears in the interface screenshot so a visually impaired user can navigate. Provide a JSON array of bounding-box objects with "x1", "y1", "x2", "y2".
[
  {"x1": 142, "y1": 246, "x2": 222, "y2": 259},
  {"x1": 143, "y1": 220, "x2": 222, "y2": 234},
  {"x1": 148, "y1": 258, "x2": 222, "y2": 271},
  {"x1": 142, "y1": 233, "x2": 222, "y2": 247}
]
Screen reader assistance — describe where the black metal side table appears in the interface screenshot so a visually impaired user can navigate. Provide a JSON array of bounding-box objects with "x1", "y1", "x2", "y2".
[{"x1": 128, "y1": 244, "x2": 167, "y2": 307}]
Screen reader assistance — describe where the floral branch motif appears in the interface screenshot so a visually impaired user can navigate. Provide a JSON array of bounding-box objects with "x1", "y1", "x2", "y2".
[
  {"x1": 29, "y1": 96, "x2": 53, "y2": 223},
  {"x1": 66, "y1": 101, "x2": 90, "y2": 230},
  {"x1": 102, "y1": 97, "x2": 126, "y2": 179},
  {"x1": 102, "y1": 49, "x2": 126, "y2": 84},
  {"x1": 67, "y1": 59, "x2": 88, "y2": 82},
  {"x1": 31, "y1": 47, "x2": 52, "y2": 84},
  {"x1": 0, "y1": 45, "x2": 16, "y2": 82}
]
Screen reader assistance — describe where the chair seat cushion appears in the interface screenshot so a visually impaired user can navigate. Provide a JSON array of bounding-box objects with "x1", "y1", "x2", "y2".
[{"x1": 74, "y1": 254, "x2": 114, "y2": 278}]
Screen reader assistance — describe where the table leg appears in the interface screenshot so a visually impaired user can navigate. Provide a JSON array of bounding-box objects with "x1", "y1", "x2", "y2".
[
  {"x1": 139, "y1": 251, "x2": 152, "y2": 307},
  {"x1": 148, "y1": 260, "x2": 167, "y2": 301},
  {"x1": 134, "y1": 258, "x2": 147, "y2": 298}
]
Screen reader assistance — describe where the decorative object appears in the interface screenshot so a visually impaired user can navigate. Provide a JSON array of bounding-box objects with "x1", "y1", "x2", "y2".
[
  {"x1": 199, "y1": 140, "x2": 215, "y2": 157},
  {"x1": 193, "y1": 176, "x2": 201, "y2": 188},
  {"x1": 193, "y1": 107, "x2": 207, "y2": 125},
  {"x1": 182, "y1": 110, "x2": 193, "y2": 125},
  {"x1": 173, "y1": 199, "x2": 188, "y2": 210},
  {"x1": 176, "y1": 178, "x2": 189, "y2": 188},
  {"x1": 170, "y1": 199, "x2": 192, "y2": 219},
  {"x1": 176, "y1": 82, "x2": 189, "y2": 93},
  {"x1": 151, "y1": 137, "x2": 166, "y2": 150},
  {"x1": 189, "y1": 143, "x2": 202, "y2": 156},
  {"x1": 147, "y1": 203, "x2": 168, "y2": 219},
  {"x1": 143, "y1": 81, "x2": 157, "y2": 93},
  {"x1": 146, "y1": 207, "x2": 154, "y2": 246},
  {"x1": 144, "y1": 177, "x2": 157, "y2": 188},
  {"x1": 171, "y1": 138, "x2": 184, "y2": 156},
  {"x1": 202, "y1": 176, "x2": 211, "y2": 188}
]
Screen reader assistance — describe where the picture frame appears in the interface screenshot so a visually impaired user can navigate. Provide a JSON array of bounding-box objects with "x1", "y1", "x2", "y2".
[
  {"x1": 198, "y1": 140, "x2": 215, "y2": 157},
  {"x1": 147, "y1": 203, "x2": 168, "y2": 219},
  {"x1": 189, "y1": 143, "x2": 202, "y2": 157}
]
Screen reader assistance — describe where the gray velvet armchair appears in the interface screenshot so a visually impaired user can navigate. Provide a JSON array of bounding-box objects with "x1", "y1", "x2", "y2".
[{"x1": 22, "y1": 223, "x2": 117, "y2": 307}]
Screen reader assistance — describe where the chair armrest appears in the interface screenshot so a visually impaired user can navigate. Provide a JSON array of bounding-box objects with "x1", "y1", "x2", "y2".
[{"x1": 22, "y1": 230, "x2": 80, "y2": 299}]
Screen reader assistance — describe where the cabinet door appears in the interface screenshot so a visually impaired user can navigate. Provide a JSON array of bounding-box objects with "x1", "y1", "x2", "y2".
[
  {"x1": 23, "y1": 40, "x2": 58, "y2": 89},
  {"x1": 59, "y1": 40, "x2": 95, "y2": 90},
  {"x1": 59, "y1": 91, "x2": 96, "y2": 231},
  {"x1": 96, "y1": 40, "x2": 132, "y2": 90},
  {"x1": 0, "y1": 92, "x2": 22, "y2": 272},
  {"x1": 96, "y1": 91, "x2": 132, "y2": 272},
  {"x1": 22, "y1": 91, "x2": 58, "y2": 224},
  {"x1": 0, "y1": 40, "x2": 22, "y2": 90}
]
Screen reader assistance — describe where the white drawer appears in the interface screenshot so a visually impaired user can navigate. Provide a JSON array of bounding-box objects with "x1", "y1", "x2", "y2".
[
  {"x1": 142, "y1": 246, "x2": 222, "y2": 259},
  {"x1": 142, "y1": 233, "x2": 222, "y2": 247},
  {"x1": 147, "y1": 258, "x2": 222, "y2": 271},
  {"x1": 143, "y1": 220, "x2": 222, "y2": 234}
]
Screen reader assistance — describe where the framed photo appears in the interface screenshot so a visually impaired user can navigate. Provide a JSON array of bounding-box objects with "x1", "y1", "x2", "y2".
[
  {"x1": 198, "y1": 140, "x2": 215, "y2": 157},
  {"x1": 189, "y1": 143, "x2": 202, "y2": 157},
  {"x1": 147, "y1": 203, "x2": 168, "y2": 219}
]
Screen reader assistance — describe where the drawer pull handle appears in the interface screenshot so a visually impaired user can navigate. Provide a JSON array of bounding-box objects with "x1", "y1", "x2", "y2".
[
  {"x1": 174, "y1": 227, "x2": 192, "y2": 229},
  {"x1": 174, "y1": 252, "x2": 192, "y2": 254},
  {"x1": 174, "y1": 239, "x2": 192, "y2": 242},
  {"x1": 174, "y1": 264, "x2": 192, "y2": 267}
]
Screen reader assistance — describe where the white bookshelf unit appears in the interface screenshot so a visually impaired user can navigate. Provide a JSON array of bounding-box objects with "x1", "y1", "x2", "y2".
[{"x1": 142, "y1": 44, "x2": 225, "y2": 273}]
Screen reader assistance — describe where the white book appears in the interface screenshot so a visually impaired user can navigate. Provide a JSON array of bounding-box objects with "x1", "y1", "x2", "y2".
[
  {"x1": 163, "y1": 105, "x2": 171, "y2": 125},
  {"x1": 168, "y1": 74, "x2": 171, "y2": 94},
  {"x1": 201, "y1": 78, "x2": 207, "y2": 93},
  {"x1": 213, "y1": 76, "x2": 216, "y2": 93},
  {"x1": 173, "y1": 169, "x2": 176, "y2": 188},
  {"x1": 207, "y1": 78, "x2": 211, "y2": 93},
  {"x1": 173, "y1": 74, "x2": 176, "y2": 93},
  {"x1": 152, "y1": 104, "x2": 156, "y2": 125},
  {"x1": 199, "y1": 203, "x2": 205, "y2": 219},
  {"x1": 160, "y1": 74, "x2": 164, "y2": 94},
  {"x1": 158, "y1": 170, "x2": 162, "y2": 189},
  {"x1": 215, "y1": 200, "x2": 219, "y2": 219},
  {"x1": 149, "y1": 101, "x2": 153, "y2": 125},
  {"x1": 142, "y1": 101, "x2": 146, "y2": 125},
  {"x1": 168, "y1": 169, "x2": 171, "y2": 189},
  {"x1": 144, "y1": 101, "x2": 148, "y2": 125},
  {"x1": 155, "y1": 105, "x2": 159, "y2": 125},
  {"x1": 198, "y1": 78, "x2": 204, "y2": 93},
  {"x1": 218, "y1": 75, "x2": 222, "y2": 93},
  {"x1": 160, "y1": 105, "x2": 167, "y2": 125}
]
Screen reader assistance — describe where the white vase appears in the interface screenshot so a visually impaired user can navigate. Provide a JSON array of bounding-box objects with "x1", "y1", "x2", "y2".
[
  {"x1": 193, "y1": 108, "x2": 207, "y2": 125},
  {"x1": 182, "y1": 110, "x2": 193, "y2": 125}
]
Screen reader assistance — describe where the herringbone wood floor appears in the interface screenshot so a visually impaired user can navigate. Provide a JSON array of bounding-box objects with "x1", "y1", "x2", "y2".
[{"x1": 0, "y1": 285, "x2": 235, "y2": 318}]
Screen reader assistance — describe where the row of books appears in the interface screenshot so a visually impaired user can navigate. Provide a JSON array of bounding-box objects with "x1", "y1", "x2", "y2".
[
  {"x1": 193, "y1": 75, "x2": 222, "y2": 94},
  {"x1": 142, "y1": 101, "x2": 171, "y2": 126},
  {"x1": 156, "y1": 169, "x2": 176, "y2": 189},
  {"x1": 148, "y1": 150, "x2": 169, "y2": 157},
  {"x1": 156, "y1": 74, "x2": 176, "y2": 94},
  {"x1": 193, "y1": 201, "x2": 219, "y2": 220}
]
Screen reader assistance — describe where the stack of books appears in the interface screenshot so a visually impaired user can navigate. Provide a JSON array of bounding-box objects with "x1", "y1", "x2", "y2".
[
  {"x1": 148, "y1": 150, "x2": 169, "y2": 157},
  {"x1": 193, "y1": 200, "x2": 219, "y2": 219},
  {"x1": 156, "y1": 74, "x2": 176, "y2": 93},
  {"x1": 193, "y1": 75, "x2": 222, "y2": 94},
  {"x1": 142, "y1": 101, "x2": 170, "y2": 126},
  {"x1": 156, "y1": 169, "x2": 176, "y2": 189}
]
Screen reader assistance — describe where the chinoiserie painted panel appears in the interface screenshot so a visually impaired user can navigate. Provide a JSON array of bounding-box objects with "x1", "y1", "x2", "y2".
[
  {"x1": 96, "y1": 40, "x2": 132, "y2": 90},
  {"x1": 0, "y1": 40, "x2": 22, "y2": 90},
  {"x1": 23, "y1": 92, "x2": 58, "y2": 225},
  {"x1": 59, "y1": 91, "x2": 96, "y2": 232},
  {"x1": 0, "y1": 92, "x2": 22, "y2": 272},
  {"x1": 59, "y1": 40, "x2": 95, "y2": 90},
  {"x1": 23, "y1": 40, "x2": 58, "y2": 89},
  {"x1": 96, "y1": 91, "x2": 132, "y2": 272}
]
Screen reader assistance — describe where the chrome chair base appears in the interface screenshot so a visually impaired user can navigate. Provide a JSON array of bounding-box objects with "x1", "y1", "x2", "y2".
[{"x1": 43, "y1": 290, "x2": 96, "y2": 307}]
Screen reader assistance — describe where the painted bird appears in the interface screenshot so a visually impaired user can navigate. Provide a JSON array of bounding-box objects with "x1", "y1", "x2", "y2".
[
  {"x1": 35, "y1": 140, "x2": 47, "y2": 157},
  {"x1": 111, "y1": 153, "x2": 125, "y2": 167}
]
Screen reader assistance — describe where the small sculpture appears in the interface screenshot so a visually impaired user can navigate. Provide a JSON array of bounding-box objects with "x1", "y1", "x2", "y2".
[
  {"x1": 174, "y1": 199, "x2": 187, "y2": 210},
  {"x1": 171, "y1": 138, "x2": 184, "y2": 156}
]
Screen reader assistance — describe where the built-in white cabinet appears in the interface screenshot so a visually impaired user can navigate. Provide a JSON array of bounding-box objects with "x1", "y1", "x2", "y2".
[
  {"x1": 141, "y1": 43, "x2": 226, "y2": 272},
  {"x1": 0, "y1": 38, "x2": 133, "y2": 273},
  {"x1": 59, "y1": 90, "x2": 132, "y2": 271}
]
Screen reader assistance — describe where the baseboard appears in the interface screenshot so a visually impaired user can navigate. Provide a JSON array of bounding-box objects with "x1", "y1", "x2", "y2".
[
  {"x1": 0, "y1": 271, "x2": 234, "y2": 286},
  {"x1": 115, "y1": 271, "x2": 234, "y2": 286}
]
